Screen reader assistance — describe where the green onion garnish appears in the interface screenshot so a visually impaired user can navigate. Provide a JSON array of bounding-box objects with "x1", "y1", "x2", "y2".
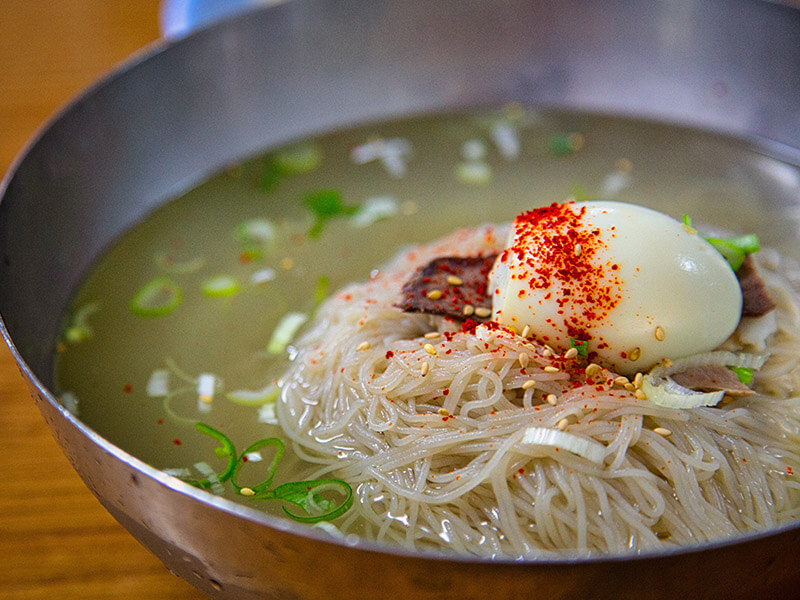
[
  {"x1": 201, "y1": 274, "x2": 241, "y2": 298},
  {"x1": 569, "y1": 338, "x2": 588, "y2": 357},
  {"x1": 681, "y1": 214, "x2": 759, "y2": 271},
  {"x1": 729, "y1": 366, "x2": 754, "y2": 386},
  {"x1": 231, "y1": 437, "x2": 285, "y2": 493},
  {"x1": 267, "y1": 312, "x2": 308, "y2": 354},
  {"x1": 548, "y1": 133, "x2": 582, "y2": 157},
  {"x1": 304, "y1": 189, "x2": 358, "y2": 238},
  {"x1": 180, "y1": 424, "x2": 353, "y2": 523},
  {"x1": 182, "y1": 423, "x2": 237, "y2": 489},
  {"x1": 257, "y1": 479, "x2": 354, "y2": 524},
  {"x1": 129, "y1": 277, "x2": 183, "y2": 317},
  {"x1": 273, "y1": 141, "x2": 322, "y2": 175},
  {"x1": 313, "y1": 276, "x2": 330, "y2": 307}
]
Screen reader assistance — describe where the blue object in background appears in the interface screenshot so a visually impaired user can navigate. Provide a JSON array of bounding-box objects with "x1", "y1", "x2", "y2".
[{"x1": 160, "y1": 0, "x2": 283, "y2": 38}]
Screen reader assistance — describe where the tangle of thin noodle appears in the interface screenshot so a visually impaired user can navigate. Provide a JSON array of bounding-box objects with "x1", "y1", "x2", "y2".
[{"x1": 277, "y1": 224, "x2": 800, "y2": 558}]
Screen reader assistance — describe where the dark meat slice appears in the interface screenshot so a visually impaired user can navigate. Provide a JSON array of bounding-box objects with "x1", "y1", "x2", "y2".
[
  {"x1": 670, "y1": 365, "x2": 754, "y2": 396},
  {"x1": 738, "y1": 254, "x2": 777, "y2": 317},
  {"x1": 396, "y1": 254, "x2": 498, "y2": 321}
]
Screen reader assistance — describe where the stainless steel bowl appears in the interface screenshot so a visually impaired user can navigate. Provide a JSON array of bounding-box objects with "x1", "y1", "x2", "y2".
[{"x1": 2, "y1": 1, "x2": 800, "y2": 598}]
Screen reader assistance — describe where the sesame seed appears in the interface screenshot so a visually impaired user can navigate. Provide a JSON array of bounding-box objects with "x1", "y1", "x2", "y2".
[
  {"x1": 574, "y1": 243, "x2": 582, "y2": 257},
  {"x1": 437, "y1": 408, "x2": 450, "y2": 416},
  {"x1": 653, "y1": 427, "x2": 672, "y2": 437},
  {"x1": 682, "y1": 223, "x2": 697, "y2": 235},
  {"x1": 569, "y1": 132, "x2": 585, "y2": 151},
  {"x1": 240, "y1": 487, "x2": 256, "y2": 496},
  {"x1": 518, "y1": 353, "x2": 530, "y2": 368},
  {"x1": 420, "y1": 361, "x2": 430, "y2": 376},
  {"x1": 624, "y1": 382, "x2": 636, "y2": 392},
  {"x1": 544, "y1": 366, "x2": 560, "y2": 373},
  {"x1": 662, "y1": 358, "x2": 673, "y2": 369},
  {"x1": 614, "y1": 376, "x2": 629, "y2": 387},
  {"x1": 542, "y1": 348, "x2": 553, "y2": 358},
  {"x1": 522, "y1": 380, "x2": 536, "y2": 390},
  {"x1": 357, "y1": 341, "x2": 371, "y2": 351},
  {"x1": 628, "y1": 347, "x2": 641, "y2": 361},
  {"x1": 474, "y1": 307, "x2": 492, "y2": 318},
  {"x1": 521, "y1": 325, "x2": 531, "y2": 338},
  {"x1": 546, "y1": 394, "x2": 558, "y2": 406},
  {"x1": 585, "y1": 363, "x2": 603, "y2": 377},
  {"x1": 462, "y1": 304, "x2": 475, "y2": 316},
  {"x1": 446, "y1": 275, "x2": 463, "y2": 286},
  {"x1": 506, "y1": 324, "x2": 518, "y2": 335},
  {"x1": 199, "y1": 395, "x2": 213, "y2": 404},
  {"x1": 564, "y1": 347, "x2": 579, "y2": 360},
  {"x1": 633, "y1": 372, "x2": 643, "y2": 389},
  {"x1": 424, "y1": 331, "x2": 442, "y2": 339},
  {"x1": 279, "y1": 257, "x2": 294, "y2": 270},
  {"x1": 557, "y1": 418, "x2": 569, "y2": 431},
  {"x1": 655, "y1": 326, "x2": 665, "y2": 341},
  {"x1": 427, "y1": 289, "x2": 443, "y2": 300},
  {"x1": 634, "y1": 389, "x2": 647, "y2": 400},
  {"x1": 424, "y1": 343, "x2": 437, "y2": 355}
]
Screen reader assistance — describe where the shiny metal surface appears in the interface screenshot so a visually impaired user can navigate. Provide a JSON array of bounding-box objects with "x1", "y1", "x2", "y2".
[{"x1": 1, "y1": 1, "x2": 800, "y2": 598}]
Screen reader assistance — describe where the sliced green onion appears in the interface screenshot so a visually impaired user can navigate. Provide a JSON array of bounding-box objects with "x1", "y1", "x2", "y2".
[
  {"x1": 146, "y1": 369, "x2": 170, "y2": 398},
  {"x1": 267, "y1": 312, "x2": 308, "y2": 354},
  {"x1": 313, "y1": 276, "x2": 330, "y2": 307},
  {"x1": 154, "y1": 251, "x2": 205, "y2": 274},
  {"x1": 305, "y1": 189, "x2": 358, "y2": 239},
  {"x1": 521, "y1": 427, "x2": 605, "y2": 465},
  {"x1": 729, "y1": 366, "x2": 754, "y2": 385},
  {"x1": 60, "y1": 392, "x2": 79, "y2": 416},
  {"x1": 548, "y1": 133, "x2": 582, "y2": 157},
  {"x1": 706, "y1": 238, "x2": 747, "y2": 271},
  {"x1": 130, "y1": 277, "x2": 183, "y2": 317},
  {"x1": 64, "y1": 303, "x2": 100, "y2": 343},
  {"x1": 706, "y1": 233, "x2": 759, "y2": 272},
  {"x1": 201, "y1": 275, "x2": 240, "y2": 298},
  {"x1": 682, "y1": 214, "x2": 693, "y2": 228},
  {"x1": 569, "y1": 338, "x2": 588, "y2": 357},
  {"x1": 454, "y1": 161, "x2": 492, "y2": 185},
  {"x1": 192, "y1": 462, "x2": 226, "y2": 495},
  {"x1": 260, "y1": 160, "x2": 284, "y2": 193},
  {"x1": 273, "y1": 141, "x2": 322, "y2": 174},
  {"x1": 642, "y1": 375, "x2": 725, "y2": 409},
  {"x1": 256, "y1": 479, "x2": 354, "y2": 523},
  {"x1": 226, "y1": 382, "x2": 280, "y2": 406},
  {"x1": 231, "y1": 437, "x2": 285, "y2": 493},
  {"x1": 194, "y1": 422, "x2": 237, "y2": 483}
]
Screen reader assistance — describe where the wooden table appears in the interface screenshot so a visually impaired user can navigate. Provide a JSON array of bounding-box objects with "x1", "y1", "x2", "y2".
[{"x1": 0, "y1": 2, "x2": 203, "y2": 598}]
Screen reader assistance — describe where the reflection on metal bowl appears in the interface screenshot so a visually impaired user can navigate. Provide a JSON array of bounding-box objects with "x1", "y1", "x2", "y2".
[{"x1": 1, "y1": 1, "x2": 800, "y2": 598}]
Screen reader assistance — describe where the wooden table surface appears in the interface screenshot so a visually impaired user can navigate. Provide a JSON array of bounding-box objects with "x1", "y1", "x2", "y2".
[{"x1": 0, "y1": 2, "x2": 204, "y2": 598}]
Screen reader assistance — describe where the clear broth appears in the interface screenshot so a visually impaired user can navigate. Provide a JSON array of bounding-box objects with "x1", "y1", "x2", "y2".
[{"x1": 54, "y1": 110, "x2": 800, "y2": 522}]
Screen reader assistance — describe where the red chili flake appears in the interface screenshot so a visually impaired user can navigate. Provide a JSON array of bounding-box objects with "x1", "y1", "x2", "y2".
[
  {"x1": 385, "y1": 350, "x2": 394, "y2": 359},
  {"x1": 518, "y1": 468, "x2": 525, "y2": 474},
  {"x1": 173, "y1": 439, "x2": 182, "y2": 446},
  {"x1": 242, "y1": 456, "x2": 249, "y2": 462},
  {"x1": 123, "y1": 383, "x2": 133, "y2": 394},
  {"x1": 157, "y1": 419, "x2": 164, "y2": 425},
  {"x1": 443, "y1": 388, "x2": 450, "y2": 395}
]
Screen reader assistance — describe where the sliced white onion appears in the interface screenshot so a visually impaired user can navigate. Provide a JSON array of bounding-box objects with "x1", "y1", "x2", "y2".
[
  {"x1": 194, "y1": 462, "x2": 225, "y2": 495},
  {"x1": 226, "y1": 382, "x2": 279, "y2": 406},
  {"x1": 196, "y1": 373, "x2": 217, "y2": 414},
  {"x1": 490, "y1": 123, "x2": 520, "y2": 160},
  {"x1": 267, "y1": 312, "x2": 308, "y2": 354},
  {"x1": 146, "y1": 369, "x2": 170, "y2": 398},
  {"x1": 641, "y1": 375, "x2": 725, "y2": 409},
  {"x1": 351, "y1": 196, "x2": 398, "y2": 228},
  {"x1": 162, "y1": 467, "x2": 191, "y2": 478},
  {"x1": 520, "y1": 427, "x2": 605, "y2": 465},
  {"x1": 736, "y1": 312, "x2": 778, "y2": 352},
  {"x1": 650, "y1": 351, "x2": 767, "y2": 378},
  {"x1": 258, "y1": 402, "x2": 278, "y2": 424},
  {"x1": 60, "y1": 392, "x2": 79, "y2": 416},
  {"x1": 250, "y1": 268, "x2": 277, "y2": 285}
]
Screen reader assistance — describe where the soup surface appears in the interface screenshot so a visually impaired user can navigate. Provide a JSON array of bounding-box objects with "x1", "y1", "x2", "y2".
[{"x1": 54, "y1": 110, "x2": 800, "y2": 553}]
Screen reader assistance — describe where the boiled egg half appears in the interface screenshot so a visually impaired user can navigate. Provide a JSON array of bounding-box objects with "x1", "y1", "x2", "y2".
[{"x1": 489, "y1": 201, "x2": 742, "y2": 375}]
